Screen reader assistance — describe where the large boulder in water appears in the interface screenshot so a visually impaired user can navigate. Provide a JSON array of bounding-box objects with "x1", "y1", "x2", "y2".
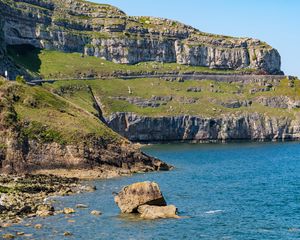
[
  {"x1": 114, "y1": 181, "x2": 167, "y2": 213},
  {"x1": 137, "y1": 204, "x2": 179, "y2": 219}
]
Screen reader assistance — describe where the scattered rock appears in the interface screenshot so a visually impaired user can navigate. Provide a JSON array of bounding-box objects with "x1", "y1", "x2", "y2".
[
  {"x1": 17, "y1": 206, "x2": 32, "y2": 215},
  {"x1": 64, "y1": 232, "x2": 72, "y2": 236},
  {"x1": 220, "y1": 100, "x2": 252, "y2": 109},
  {"x1": 138, "y1": 204, "x2": 179, "y2": 220},
  {"x1": 36, "y1": 204, "x2": 55, "y2": 217},
  {"x1": 0, "y1": 205, "x2": 7, "y2": 213},
  {"x1": 114, "y1": 181, "x2": 167, "y2": 213},
  {"x1": 2, "y1": 233, "x2": 15, "y2": 239},
  {"x1": 256, "y1": 96, "x2": 298, "y2": 109},
  {"x1": 90, "y1": 210, "x2": 102, "y2": 216},
  {"x1": 187, "y1": 87, "x2": 201, "y2": 92},
  {"x1": 80, "y1": 185, "x2": 97, "y2": 192},
  {"x1": 34, "y1": 224, "x2": 43, "y2": 229},
  {"x1": 111, "y1": 96, "x2": 172, "y2": 108},
  {"x1": 16, "y1": 232, "x2": 25, "y2": 236},
  {"x1": 0, "y1": 174, "x2": 85, "y2": 225},
  {"x1": 63, "y1": 208, "x2": 76, "y2": 214}
]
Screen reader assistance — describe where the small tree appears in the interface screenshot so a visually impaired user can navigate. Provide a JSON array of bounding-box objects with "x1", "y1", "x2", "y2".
[{"x1": 15, "y1": 75, "x2": 26, "y2": 84}]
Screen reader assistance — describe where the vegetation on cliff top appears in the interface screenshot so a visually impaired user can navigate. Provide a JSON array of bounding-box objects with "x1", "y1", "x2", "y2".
[
  {"x1": 4, "y1": 47, "x2": 298, "y2": 120},
  {"x1": 0, "y1": 78, "x2": 120, "y2": 145},
  {"x1": 42, "y1": 77, "x2": 299, "y2": 119},
  {"x1": 7, "y1": 47, "x2": 256, "y2": 80}
]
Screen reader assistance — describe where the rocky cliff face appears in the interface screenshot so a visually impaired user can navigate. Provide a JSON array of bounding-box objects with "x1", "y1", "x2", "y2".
[
  {"x1": 0, "y1": 79, "x2": 171, "y2": 175},
  {"x1": 107, "y1": 112, "x2": 300, "y2": 142},
  {"x1": 0, "y1": 0, "x2": 282, "y2": 74}
]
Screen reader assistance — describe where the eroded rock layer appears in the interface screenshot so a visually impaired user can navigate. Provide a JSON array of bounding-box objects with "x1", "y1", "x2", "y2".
[{"x1": 107, "y1": 112, "x2": 300, "y2": 142}]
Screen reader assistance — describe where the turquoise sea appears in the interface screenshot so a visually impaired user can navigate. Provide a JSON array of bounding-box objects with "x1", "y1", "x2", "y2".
[{"x1": 4, "y1": 142, "x2": 300, "y2": 239}]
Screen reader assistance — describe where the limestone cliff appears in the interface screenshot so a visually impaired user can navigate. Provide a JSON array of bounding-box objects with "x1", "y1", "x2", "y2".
[
  {"x1": 0, "y1": 0, "x2": 282, "y2": 74},
  {"x1": 107, "y1": 112, "x2": 300, "y2": 142}
]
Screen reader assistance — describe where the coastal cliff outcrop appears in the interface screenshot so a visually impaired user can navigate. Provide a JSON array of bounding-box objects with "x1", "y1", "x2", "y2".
[
  {"x1": 0, "y1": 79, "x2": 171, "y2": 176},
  {"x1": 107, "y1": 112, "x2": 300, "y2": 142},
  {"x1": 0, "y1": 0, "x2": 282, "y2": 75}
]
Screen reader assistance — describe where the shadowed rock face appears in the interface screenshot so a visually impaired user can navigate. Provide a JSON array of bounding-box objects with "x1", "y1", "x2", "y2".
[
  {"x1": 107, "y1": 112, "x2": 300, "y2": 142},
  {"x1": 0, "y1": 0, "x2": 282, "y2": 74}
]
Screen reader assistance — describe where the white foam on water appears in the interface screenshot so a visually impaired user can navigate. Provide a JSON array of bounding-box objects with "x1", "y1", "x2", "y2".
[{"x1": 205, "y1": 210, "x2": 224, "y2": 214}]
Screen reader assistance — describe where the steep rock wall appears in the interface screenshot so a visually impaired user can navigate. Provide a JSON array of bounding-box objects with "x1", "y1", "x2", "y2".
[
  {"x1": 0, "y1": 0, "x2": 282, "y2": 74},
  {"x1": 107, "y1": 112, "x2": 300, "y2": 142}
]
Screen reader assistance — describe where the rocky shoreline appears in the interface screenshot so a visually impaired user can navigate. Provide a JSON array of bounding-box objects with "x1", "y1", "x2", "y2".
[{"x1": 0, "y1": 174, "x2": 96, "y2": 229}]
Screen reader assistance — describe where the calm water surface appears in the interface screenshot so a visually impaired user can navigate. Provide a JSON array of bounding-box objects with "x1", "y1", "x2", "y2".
[{"x1": 4, "y1": 142, "x2": 300, "y2": 239}]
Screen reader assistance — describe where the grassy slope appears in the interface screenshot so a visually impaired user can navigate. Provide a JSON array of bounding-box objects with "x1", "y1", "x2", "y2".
[
  {"x1": 6, "y1": 49, "x2": 299, "y2": 119},
  {"x1": 0, "y1": 78, "x2": 119, "y2": 145},
  {"x1": 43, "y1": 77, "x2": 298, "y2": 119}
]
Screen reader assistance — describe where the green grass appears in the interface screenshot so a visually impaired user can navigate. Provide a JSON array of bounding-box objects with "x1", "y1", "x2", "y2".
[
  {"x1": 0, "y1": 186, "x2": 13, "y2": 193},
  {"x1": 42, "y1": 77, "x2": 299, "y2": 119},
  {"x1": 7, "y1": 48, "x2": 256, "y2": 80},
  {"x1": 0, "y1": 81, "x2": 120, "y2": 145}
]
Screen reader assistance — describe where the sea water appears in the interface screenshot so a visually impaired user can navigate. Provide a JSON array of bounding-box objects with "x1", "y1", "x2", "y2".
[{"x1": 4, "y1": 142, "x2": 300, "y2": 239}]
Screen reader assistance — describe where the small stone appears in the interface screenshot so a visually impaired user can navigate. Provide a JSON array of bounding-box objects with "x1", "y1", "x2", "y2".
[
  {"x1": 64, "y1": 232, "x2": 72, "y2": 236},
  {"x1": 34, "y1": 224, "x2": 42, "y2": 229},
  {"x1": 16, "y1": 232, "x2": 25, "y2": 236},
  {"x1": 90, "y1": 210, "x2": 102, "y2": 216},
  {"x1": 76, "y1": 204, "x2": 88, "y2": 209},
  {"x1": 36, "y1": 204, "x2": 54, "y2": 217},
  {"x1": 2, "y1": 233, "x2": 15, "y2": 239},
  {"x1": 68, "y1": 219, "x2": 76, "y2": 223},
  {"x1": 63, "y1": 208, "x2": 75, "y2": 214},
  {"x1": 84, "y1": 185, "x2": 97, "y2": 192}
]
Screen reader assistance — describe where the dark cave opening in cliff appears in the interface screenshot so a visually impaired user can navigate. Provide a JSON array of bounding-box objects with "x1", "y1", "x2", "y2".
[{"x1": 7, "y1": 44, "x2": 42, "y2": 74}]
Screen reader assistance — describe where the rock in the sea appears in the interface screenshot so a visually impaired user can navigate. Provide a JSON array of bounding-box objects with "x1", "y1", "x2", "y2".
[
  {"x1": 114, "y1": 181, "x2": 167, "y2": 213},
  {"x1": 34, "y1": 224, "x2": 42, "y2": 229},
  {"x1": 137, "y1": 205, "x2": 179, "y2": 220},
  {"x1": 36, "y1": 204, "x2": 54, "y2": 217},
  {"x1": 63, "y1": 208, "x2": 76, "y2": 214},
  {"x1": 2, "y1": 233, "x2": 15, "y2": 239},
  {"x1": 90, "y1": 210, "x2": 102, "y2": 216},
  {"x1": 64, "y1": 232, "x2": 72, "y2": 236}
]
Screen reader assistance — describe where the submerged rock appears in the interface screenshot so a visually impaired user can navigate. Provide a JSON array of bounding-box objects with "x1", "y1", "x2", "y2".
[
  {"x1": 138, "y1": 205, "x2": 179, "y2": 220},
  {"x1": 64, "y1": 232, "x2": 72, "y2": 236},
  {"x1": 34, "y1": 224, "x2": 42, "y2": 229},
  {"x1": 90, "y1": 210, "x2": 102, "y2": 216},
  {"x1": 114, "y1": 181, "x2": 167, "y2": 213}
]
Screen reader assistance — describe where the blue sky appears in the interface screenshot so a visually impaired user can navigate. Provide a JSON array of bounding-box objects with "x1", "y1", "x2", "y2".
[{"x1": 93, "y1": 0, "x2": 299, "y2": 77}]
